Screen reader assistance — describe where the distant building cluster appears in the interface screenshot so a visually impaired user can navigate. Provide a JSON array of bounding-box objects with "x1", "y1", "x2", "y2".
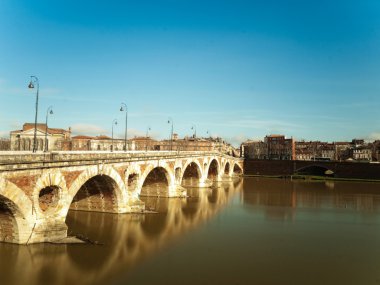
[
  {"x1": 241, "y1": 135, "x2": 380, "y2": 162},
  {"x1": 1, "y1": 123, "x2": 239, "y2": 156}
]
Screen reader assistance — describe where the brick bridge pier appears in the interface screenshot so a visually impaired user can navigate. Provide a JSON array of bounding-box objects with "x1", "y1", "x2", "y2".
[{"x1": 0, "y1": 151, "x2": 243, "y2": 244}]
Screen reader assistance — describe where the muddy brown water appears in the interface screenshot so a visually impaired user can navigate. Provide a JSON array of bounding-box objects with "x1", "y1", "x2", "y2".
[{"x1": 1, "y1": 177, "x2": 380, "y2": 285}]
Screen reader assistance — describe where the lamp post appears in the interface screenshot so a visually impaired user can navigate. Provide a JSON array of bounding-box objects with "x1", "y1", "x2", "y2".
[
  {"x1": 191, "y1": 125, "x2": 197, "y2": 151},
  {"x1": 191, "y1": 125, "x2": 197, "y2": 138},
  {"x1": 44, "y1": 106, "x2": 53, "y2": 152},
  {"x1": 111, "y1": 119, "x2": 118, "y2": 152},
  {"x1": 206, "y1": 130, "x2": 211, "y2": 151},
  {"x1": 120, "y1": 103, "x2": 128, "y2": 151},
  {"x1": 145, "y1": 126, "x2": 151, "y2": 152},
  {"x1": 28, "y1": 76, "x2": 39, "y2": 152},
  {"x1": 167, "y1": 117, "x2": 174, "y2": 151}
]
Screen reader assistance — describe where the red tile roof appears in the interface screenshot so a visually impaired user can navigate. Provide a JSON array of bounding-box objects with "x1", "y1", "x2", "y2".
[
  {"x1": 72, "y1": 135, "x2": 94, "y2": 140},
  {"x1": 11, "y1": 123, "x2": 70, "y2": 135},
  {"x1": 95, "y1": 135, "x2": 111, "y2": 140}
]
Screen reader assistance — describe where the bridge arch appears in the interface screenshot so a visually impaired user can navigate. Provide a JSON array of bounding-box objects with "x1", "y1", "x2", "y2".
[
  {"x1": 0, "y1": 178, "x2": 34, "y2": 243},
  {"x1": 34, "y1": 171, "x2": 68, "y2": 216},
  {"x1": 181, "y1": 159, "x2": 203, "y2": 187},
  {"x1": 0, "y1": 196, "x2": 24, "y2": 243},
  {"x1": 0, "y1": 178, "x2": 33, "y2": 219},
  {"x1": 206, "y1": 158, "x2": 220, "y2": 180},
  {"x1": 139, "y1": 163, "x2": 174, "y2": 197},
  {"x1": 296, "y1": 165, "x2": 334, "y2": 177},
  {"x1": 66, "y1": 165, "x2": 128, "y2": 215},
  {"x1": 224, "y1": 162, "x2": 231, "y2": 175},
  {"x1": 232, "y1": 163, "x2": 243, "y2": 175}
]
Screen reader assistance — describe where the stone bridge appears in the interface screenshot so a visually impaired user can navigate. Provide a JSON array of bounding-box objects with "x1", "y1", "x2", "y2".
[{"x1": 0, "y1": 151, "x2": 243, "y2": 244}]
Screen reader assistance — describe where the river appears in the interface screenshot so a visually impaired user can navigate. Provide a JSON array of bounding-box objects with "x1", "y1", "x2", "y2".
[{"x1": 1, "y1": 177, "x2": 380, "y2": 285}]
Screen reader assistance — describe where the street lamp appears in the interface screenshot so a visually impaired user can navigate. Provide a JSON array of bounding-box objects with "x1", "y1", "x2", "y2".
[
  {"x1": 44, "y1": 106, "x2": 53, "y2": 152},
  {"x1": 111, "y1": 119, "x2": 118, "y2": 152},
  {"x1": 120, "y1": 103, "x2": 128, "y2": 151},
  {"x1": 145, "y1": 126, "x2": 151, "y2": 152},
  {"x1": 206, "y1": 130, "x2": 211, "y2": 151},
  {"x1": 191, "y1": 125, "x2": 197, "y2": 138},
  {"x1": 167, "y1": 117, "x2": 174, "y2": 151},
  {"x1": 28, "y1": 76, "x2": 39, "y2": 152},
  {"x1": 191, "y1": 125, "x2": 197, "y2": 151}
]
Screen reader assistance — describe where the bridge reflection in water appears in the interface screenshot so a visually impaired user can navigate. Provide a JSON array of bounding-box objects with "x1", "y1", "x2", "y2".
[{"x1": 0, "y1": 179, "x2": 243, "y2": 285}]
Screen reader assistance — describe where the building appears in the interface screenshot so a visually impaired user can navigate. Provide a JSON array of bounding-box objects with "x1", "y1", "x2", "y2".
[
  {"x1": 265, "y1": 135, "x2": 295, "y2": 160},
  {"x1": 295, "y1": 149, "x2": 313, "y2": 161},
  {"x1": 64, "y1": 135, "x2": 134, "y2": 151},
  {"x1": 241, "y1": 140, "x2": 267, "y2": 159},
  {"x1": 334, "y1": 142, "x2": 351, "y2": 161},
  {"x1": 10, "y1": 123, "x2": 71, "y2": 151},
  {"x1": 66, "y1": 135, "x2": 93, "y2": 151},
  {"x1": 0, "y1": 138, "x2": 10, "y2": 151},
  {"x1": 320, "y1": 144, "x2": 335, "y2": 160},
  {"x1": 157, "y1": 136, "x2": 237, "y2": 154},
  {"x1": 295, "y1": 141, "x2": 338, "y2": 161},
  {"x1": 351, "y1": 146, "x2": 372, "y2": 161},
  {"x1": 372, "y1": 141, "x2": 380, "y2": 161},
  {"x1": 242, "y1": 135, "x2": 378, "y2": 162},
  {"x1": 130, "y1": 136, "x2": 158, "y2": 151},
  {"x1": 89, "y1": 136, "x2": 126, "y2": 151},
  {"x1": 242, "y1": 135, "x2": 295, "y2": 160},
  {"x1": 343, "y1": 139, "x2": 372, "y2": 162},
  {"x1": 8, "y1": 123, "x2": 238, "y2": 155}
]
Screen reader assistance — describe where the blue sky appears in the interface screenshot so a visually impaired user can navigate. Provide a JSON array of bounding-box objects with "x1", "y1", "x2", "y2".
[{"x1": 1, "y1": 0, "x2": 380, "y2": 146}]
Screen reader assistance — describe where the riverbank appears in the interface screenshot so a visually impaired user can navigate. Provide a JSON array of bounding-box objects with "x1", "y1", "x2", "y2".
[
  {"x1": 243, "y1": 174, "x2": 380, "y2": 183},
  {"x1": 244, "y1": 159, "x2": 380, "y2": 180}
]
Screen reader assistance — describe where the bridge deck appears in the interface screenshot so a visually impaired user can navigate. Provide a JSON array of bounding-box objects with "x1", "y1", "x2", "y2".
[{"x1": 0, "y1": 151, "x2": 242, "y2": 172}]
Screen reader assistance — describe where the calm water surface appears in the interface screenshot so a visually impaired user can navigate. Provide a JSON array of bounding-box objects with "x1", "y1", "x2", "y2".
[{"x1": 1, "y1": 178, "x2": 380, "y2": 285}]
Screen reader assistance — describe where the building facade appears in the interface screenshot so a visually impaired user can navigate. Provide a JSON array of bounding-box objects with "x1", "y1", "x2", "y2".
[
  {"x1": 265, "y1": 135, "x2": 295, "y2": 160},
  {"x1": 0, "y1": 138, "x2": 10, "y2": 151},
  {"x1": 242, "y1": 135, "x2": 295, "y2": 160},
  {"x1": 63, "y1": 135, "x2": 134, "y2": 151},
  {"x1": 241, "y1": 140, "x2": 267, "y2": 159},
  {"x1": 8, "y1": 123, "x2": 238, "y2": 155},
  {"x1": 242, "y1": 135, "x2": 377, "y2": 162},
  {"x1": 10, "y1": 123, "x2": 71, "y2": 151}
]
